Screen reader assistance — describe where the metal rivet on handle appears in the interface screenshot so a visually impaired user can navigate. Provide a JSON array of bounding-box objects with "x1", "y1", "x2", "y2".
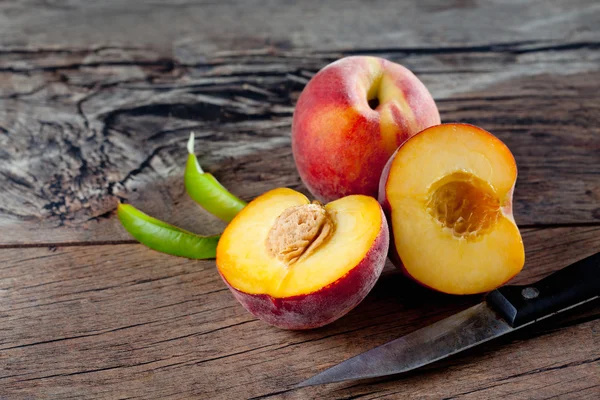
[{"x1": 522, "y1": 287, "x2": 540, "y2": 299}]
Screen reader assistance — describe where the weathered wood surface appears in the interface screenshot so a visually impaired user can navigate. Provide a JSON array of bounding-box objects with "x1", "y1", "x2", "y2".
[
  {"x1": 2, "y1": 44, "x2": 600, "y2": 244},
  {"x1": 1, "y1": 4, "x2": 600, "y2": 245},
  {"x1": 1, "y1": 227, "x2": 599, "y2": 399},
  {"x1": 1, "y1": 1, "x2": 599, "y2": 399}
]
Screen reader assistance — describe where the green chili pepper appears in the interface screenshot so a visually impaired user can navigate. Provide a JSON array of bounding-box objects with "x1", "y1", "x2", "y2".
[
  {"x1": 185, "y1": 132, "x2": 246, "y2": 222},
  {"x1": 117, "y1": 203, "x2": 220, "y2": 259}
]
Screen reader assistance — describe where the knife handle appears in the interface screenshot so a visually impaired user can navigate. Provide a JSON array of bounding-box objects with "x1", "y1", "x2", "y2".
[{"x1": 486, "y1": 252, "x2": 600, "y2": 328}]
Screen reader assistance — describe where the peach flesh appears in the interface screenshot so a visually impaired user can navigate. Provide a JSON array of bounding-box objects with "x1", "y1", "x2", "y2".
[
  {"x1": 221, "y1": 224, "x2": 388, "y2": 329},
  {"x1": 427, "y1": 172, "x2": 501, "y2": 238},
  {"x1": 216, "y1": 189, "x2": 389, "y2": 329},
  {"x1": 379, "y1": 123, "x2": 525, "y2": 295}
]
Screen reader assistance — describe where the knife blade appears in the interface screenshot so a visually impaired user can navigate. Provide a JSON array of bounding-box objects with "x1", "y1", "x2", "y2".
[{"x1": 297, "y1": 251, "x2": 600, "y2": 387}]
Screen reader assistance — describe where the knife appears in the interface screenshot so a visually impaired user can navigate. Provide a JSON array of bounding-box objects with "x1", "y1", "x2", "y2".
[{"x1": 297, "y1": 252, "x2": 600, "y2": 387}]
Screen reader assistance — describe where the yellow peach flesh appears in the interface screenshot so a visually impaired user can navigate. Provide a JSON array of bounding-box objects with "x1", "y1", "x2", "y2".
[
  {"x1": 385, "y1": 124, "x2": 524, "y2": 294},
  {"x1": 217, "y1": 188, "x2": 383, "y2": 298}
]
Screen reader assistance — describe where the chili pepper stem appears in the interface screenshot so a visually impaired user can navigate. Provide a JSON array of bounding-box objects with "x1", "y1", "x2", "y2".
[{"x1": 187, "y1": 132, "x2": 204, "y2": 173}]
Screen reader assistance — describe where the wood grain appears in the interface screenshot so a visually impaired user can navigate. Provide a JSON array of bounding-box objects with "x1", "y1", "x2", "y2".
[
  {"x1": 1, "y1": 226, "x2": 599, "y2": 399},
  {"x1": 1, "y1": 40, "x2": 600, "y2": 245},
  {"x1": 2, "y1": 1, "x2": 599, "y2": 52},
  {"x1": 1, "y1": 1, "x2": 599, "y2": 399}
]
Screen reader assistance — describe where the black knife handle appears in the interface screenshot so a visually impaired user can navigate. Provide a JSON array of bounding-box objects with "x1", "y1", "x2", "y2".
[{"x1": 486, "y1": 252, "x2": 600, "y2": 328}]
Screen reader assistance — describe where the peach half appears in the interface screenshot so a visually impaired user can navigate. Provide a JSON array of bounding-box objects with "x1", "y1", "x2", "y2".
[
  {"x1": 216, "y1": 188, "x2": 389, "y2": 329},
  {"x1": 292, "y1": 56, "x2": 440, "y2": 202},
  {"x1": 379, "y1": 124, "x2": 525, "y2": 295}
]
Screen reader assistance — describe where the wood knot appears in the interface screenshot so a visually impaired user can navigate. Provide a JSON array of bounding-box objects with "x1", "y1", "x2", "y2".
[{"x1": 265, "y1": 200, "x2": 334, "y2": 266}]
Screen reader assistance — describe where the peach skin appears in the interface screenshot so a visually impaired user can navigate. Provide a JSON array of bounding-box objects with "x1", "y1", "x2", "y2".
[
  {"x1": 292, "y1": 56, "x2": 440, "y2": 202},
  {"x1": 216, "y1": 188, "x2": 389, "y2": 329}
]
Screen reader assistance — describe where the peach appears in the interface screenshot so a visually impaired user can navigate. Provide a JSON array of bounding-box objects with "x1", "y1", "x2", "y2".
[
  {"x1": 216, "y1": 188, "x2": 389, "y2": 329},
  {"x1": 379, "y1": 123, "x2": 525, "y2": 294},
  {"x1": 292, "y1": 56, "x2": 440, "y2": 202}
]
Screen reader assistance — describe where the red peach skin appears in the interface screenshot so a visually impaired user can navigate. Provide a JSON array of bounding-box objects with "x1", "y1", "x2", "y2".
[{"x1": 293, "y1": 56, "x2": 440, "y2": 202}]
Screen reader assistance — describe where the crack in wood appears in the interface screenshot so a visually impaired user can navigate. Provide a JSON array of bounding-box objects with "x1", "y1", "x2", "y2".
[
  {"x1": 341, "y1": 40, "x2": 600, "y2": 57},
  {"x1": 0, "y1": 320, "x2": 165, "y2": 352},
  {"x1": 497, "y1": 357, "x2": 600, "y2": 382},
  {"x1": 13, "y1": 358, "x2": 168, "y2": 383},
  {"x1": 149, "y1": 289, "x2": 229, "y2": 310},
  {"x1": 0, "y1": 59, "x2": 180, "y2": 74},
  {"x1": 0, "y1": 46, "x2": 145, "y2": 56},
  {"x1": 0, "y1": 240, "x2": 137, "y2": 249},
  {"x1": 145, "y1": 319, "x2": 256, "y2": 348},
  {"x1": 246, "y1": 388, "x2": 299, "y2": 400},
  {"x1": 441, "y1": 382, "x2": 510, "y2": 399},
  {"x1": 193, "y1": 342, "x2": 275, "y2": 366},
  {"x1": 542, "y1": 384, "x2": 600, "y2": 400}
]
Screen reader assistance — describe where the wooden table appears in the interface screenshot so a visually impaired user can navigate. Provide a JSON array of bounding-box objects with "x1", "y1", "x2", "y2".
[{"x1": 1, "y1": 1, "x2": 599, "y2": 399}]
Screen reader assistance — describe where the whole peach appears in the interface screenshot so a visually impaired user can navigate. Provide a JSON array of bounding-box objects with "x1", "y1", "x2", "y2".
[{"x1": 292, "y1": 56, "x2": 440, "y2": 202}]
